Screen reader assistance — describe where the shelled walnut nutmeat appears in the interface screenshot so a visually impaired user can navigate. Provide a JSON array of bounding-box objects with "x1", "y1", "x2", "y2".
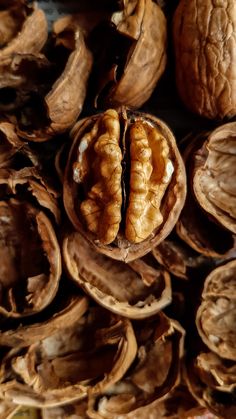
[{"x1": 63, "y1": 109, "x2": 186, "y2": 262}]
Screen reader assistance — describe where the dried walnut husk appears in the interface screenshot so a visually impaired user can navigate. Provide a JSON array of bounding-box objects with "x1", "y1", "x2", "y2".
[
  {"x1": 173, "y1": 0, "x2": 236, "y2": 119},
  {"x1": 0, "y1": 1, "x2": 47, "y2": 59},
  {"x1": 63, "y1": 230, "x2": 171, "y2": 319},
  {"x1": 64, "y1": 108, "x2": 186, "y2": 262},
  {"x1": 193, "y1": 122, "x2": 236, "y2": 235},
  {"x1": 0, "y1": 167, "x2": 61, "y2": 317},
  {"x1": 177, "y1": 131, "x2": 236, "y2": 258},
  {"x1": 196, "y1": 260, "x2": 236, "y2": 361},
  {"x1": 94, "y1": 0, "x2": 167, "y2": 108},
  {"x1": 87, "y1": 313, "x2": 185, "y2": 418},
  {"x1": 0, "y1": 306, "x2": 137, "y2": 408}
]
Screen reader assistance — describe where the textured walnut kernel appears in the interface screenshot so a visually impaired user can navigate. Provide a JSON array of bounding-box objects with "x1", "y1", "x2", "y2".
[
  {"x1": 173, "y1": 0, "x2": 236, "y2": 119},
  {"x1": 0, "y1": 306, "x2": 137, "y2": 408},
  {"x1": 63, "y1": 231, "x2": 171, "y2": 319},
  {"x1": 193, "y1": 123, "x2": 236, "y2": 234},
  {"x1": 64, "y1": 109, "x2": 186, "y2": 262},
  {"x1": 196, "y1": 260, "x2": 236, "y2": 361}
]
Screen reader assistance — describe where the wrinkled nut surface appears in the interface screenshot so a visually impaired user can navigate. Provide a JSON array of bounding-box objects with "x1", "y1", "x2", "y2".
[
  {"x1": 173, "y1": 0, "x2": 236, "y2": 119},
  {"x1": 0, "y1": 1, "x2": 48, "y2": 59},
  {"x1": 87, "y1": 312, "x2": 185, "y2": 418},
  {"x1": 0, "y1": 306, "x2": 137, "y2": 408},
  {"x1": 95, "y1": 0, "x2": 167, "y2": 108},
  {"x1": 63, "y1": 231, "x2": 171, "y2": 319},
  {"x1": 196, "y1": 259, "x2": 236, "y2": 361},
  {"x1": 193, "y1": 122, "x2": 236, "y2": 234},
  {"x1": 64, "y1": 109, "x2": 186, "y2": 262}
]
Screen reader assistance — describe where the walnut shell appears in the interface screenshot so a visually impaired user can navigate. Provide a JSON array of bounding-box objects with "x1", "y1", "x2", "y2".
[
  {"x1": 196, "y1": 259, "x2": 236, "y2": 361},
  {"x1": 94, "y1": 0, "x2": 167, "y2": 108},
  {"x1": 63, "y1": 231, "x2": 171, "y2": 319},
  {"x1": 0, "y1": 306, "x2": 137, "y2": 408},
  {"x1": 87, "y1": 313, "x2": 185, "y2": 418},
  {"x1": 0, "y1": 168, "x2": 61, "y2": 317},
  {"x1": 64, "y1": 108, "x2": 186, "y2": 262},
  {"x1": 173, "y1": 0, "x2": 236, "y2": 119},
  {"x1": 177, "y1": 132, "x2": 236, "y2": 258},
  {"x1": 193, "y1": 122, "x2": 236, "y2": 235},
  {"x1": 0, "y1": 1, "x2": 47, "y2": 59}
]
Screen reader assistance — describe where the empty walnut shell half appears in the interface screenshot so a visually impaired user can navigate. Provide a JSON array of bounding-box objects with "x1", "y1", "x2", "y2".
[
  {"x1": 0, "y1": 167, "x2": 61, "y2": 317},
  {"x1": 173, "y1": 0, "x2": 236, "y2": 119},
  {"x1": 196, "y1": 259, "x2": 236, "y2": 361},
  {"x1": 0, "y1": 1, "x2": 47, "y2": 59},
  {"x1": 193, "y1": 122, "x2": 236, "y2": 235},
  {"x1": 185, "y1": 353, "x2": 236, "y2": 419},
  {"x1": 64, "y1": 108, "x2": 186, "y2": 262},
  {"x1": 94, "y1": 0, "x2": 167, "y2": 108},
  {"x1": 63, "y1": 231, "x2": 171, "y2": 319},
  {"x1": 0, "y1": 306, "x2": 136, "y2": 408},
  {"x1": 177, "y1": 131, "x2": 236, "y2": 258},
  {"x1": 87, "y1": 313, "x2": 185, "y2": 418}
]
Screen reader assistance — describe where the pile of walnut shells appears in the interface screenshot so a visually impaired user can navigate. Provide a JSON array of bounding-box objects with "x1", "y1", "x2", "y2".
[{"x1": 0, "y1": 1, "x2": 235, "y2": 418}]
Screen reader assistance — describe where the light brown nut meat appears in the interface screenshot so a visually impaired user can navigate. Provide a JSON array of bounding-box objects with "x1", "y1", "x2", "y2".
[
  {"x1": 196, "y1": 259, "x2": 236, "y2": 361},
  {"x1": 173, "y1": 0, "x2": 236, "y2": 119},
  {"x1": 64, "y1": 109, "x2": 186, "y2": 262}
]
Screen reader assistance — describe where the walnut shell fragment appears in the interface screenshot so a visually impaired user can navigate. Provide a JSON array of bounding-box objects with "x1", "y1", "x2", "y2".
[
  {"x1": 0, "y1": 1, "x2": 47, "y2": 59},
  {"x1": 196, "y1": 260, "x2": 236, "y2": 361},
  {"x1": 0, "y1": 168, "x2": 61, "y2": 317},
  {"x1": 94, "y1": 0, "x2": 167, "y2": 108},
  {"x1": 173, "y1": 0, "x2": 236, "y2": 119},
  {"x1": 63, "y1": 231, "x2": 171, "y2": 319},
  {"x1": 0, "y1": 306, "x2": 137, "y2": 408},
  {"x1": 64, "y1": 108, "x2": 186, "y2": 262},
  {"x1": 87, "y1": 313, "x2": 185, "y2": 418},
  {"x1": 193, "y1": 123, "x2": 236, "y2": 235}
]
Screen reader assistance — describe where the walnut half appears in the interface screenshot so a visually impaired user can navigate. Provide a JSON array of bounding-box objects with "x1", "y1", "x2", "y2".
[{"x1": 64, "y1": 108, "x2": 186, "y2": 262}]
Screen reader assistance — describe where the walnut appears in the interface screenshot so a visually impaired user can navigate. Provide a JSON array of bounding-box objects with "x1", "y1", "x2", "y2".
[
  {"x1": 63, "y1": 231, "x2": 171, "y2": 319},
  {"x1": 0, "y1": 167, "x2": 61, "y2": 317},
  {"x1": 0, "y1": 305, "x2": 136, "y2": 408},
  {"x1": 173, "y1": 0, "x2": 236, "y2": 119},
  {"x1": 196, "y1": 260, "x2": 236, "y2": 361},
  {"x1": 0, "y1": 122, "x2": 23, "y2": 168},
  {"x1": 64, "y1": 108, "x2": 186, "y2": 262},
  {"x1": 87, "y1": 313, "x2": 185, "y2": 417},
  {"x1": 92, "y1": 0, "x2": 167, "y2": 108},
  {"x1": 0, "y1": 1, "x2": 47, "y2": 59}
]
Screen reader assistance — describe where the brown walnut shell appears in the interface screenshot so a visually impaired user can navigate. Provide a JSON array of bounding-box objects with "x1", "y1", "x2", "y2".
[
  {"x1": 63, "y1": 231, "x2": 171, "y2": 319},
  {"x1": 94, "y1": 0, "x2": 167, "y2": 108},
  {"x1": 196, "y1": 259, "x2": 236, "y2": 361},
  {"x1": 173, "y1": 0, "x2": 236, "y2": 119},
  {"x1": 87, "y1": 312, "x2": 185, "y2": 418},
  {"x1": 0, "y1": 167, "x2": 61, "y2": 317},
  {"x1": 177, "y1": 132, "x2": 236, "y2": 258},
  {"x1": 0, "y1": 1, "x2": 47, "y2": 59},
  {"x1": 0, "y1": 306, "x2": 137, "y2": 408},
  {"x1": 64, "y1": 108, "x2": 186, "y2": 262},
  {"x1": 193, "y1": 122, "x2": 236, "y2": 235}
]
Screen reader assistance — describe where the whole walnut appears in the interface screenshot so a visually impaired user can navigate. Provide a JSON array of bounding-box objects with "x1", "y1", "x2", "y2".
[{"x1": 173, "y1": 0, "x2": 236, "y2": 119}]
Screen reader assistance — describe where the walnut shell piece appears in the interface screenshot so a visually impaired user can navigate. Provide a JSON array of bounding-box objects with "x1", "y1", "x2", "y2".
[
  {"x1": 94, "y1": 0, "x2": 167, "y2": 108},
  {"x1": 64, "y1": 109, "x2": 186, "y2": 262},
  {"x1": 196, "y1": 259, "x2": 236, "y2": 361},
  {"x1": 173, "y1": 0, "x2": 236, "y2": 119},
  {"x1": 87, "y1": 313, "x2": 185, "y2": 418},
  {"x1": 0, "y1": 1, "x2": 47, "y2": 59},
  {"x1": 63, "y1": 231, "x2": 171, "y2": 319},
  {"x1": 0, "y1": 306, "x2": 137, "y2": 408},
  {"x1": 193, "y1": 122, "x2": 236, "y2": 235}
]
